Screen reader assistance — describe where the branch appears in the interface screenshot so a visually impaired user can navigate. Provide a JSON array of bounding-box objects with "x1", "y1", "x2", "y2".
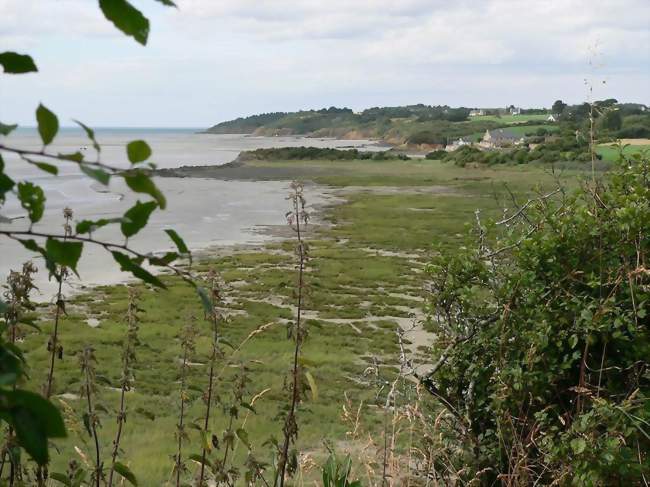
[{"x1": 1, "y1": 229, "x2": 192, "y2": 283}]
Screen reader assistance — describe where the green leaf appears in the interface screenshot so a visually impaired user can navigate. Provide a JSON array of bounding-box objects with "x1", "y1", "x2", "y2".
[
  {"x1": 36, "y1": 104, "x2": 59, "y2": 146},
  {"x1": 121, "y1": 200, "x2": 158, "y2": 238},
  {"x1": 3, "y1": 390, "x2": 66, "y2": 465},
  {"x1": 73, "y1": 120, "x2": 100, "y2": 153},
  {"x1": 113, "y1": 462, "x2": 138, "y2": 486},
  {"x1": 165, "y1": 229, "x2": 190, "y2": 256},
  {"x1": 240, "y1": 402, "x2": 256, "y2": 414},
  {"x1": 188, "y1": 453, "x2": 211, "y2": 466},
  {"x1": 0, "y1": 156, "x2": 15, "y2": 202},
  {"x1": 58, "y1": 152, "x2": 84, "y2": 163},
  {"x1": 200, "y1": 430, "x2": 212, "y2": 452},
  {"x1": 17, "y1": 181, "x2": 45, "y2": 223},
  {"x1": 80, "y1": 164, "x2": 110, "y2": 185},
  {"x1": 154, "y1": 0, "x2": 177, "y2": 6},
  {"x1": 111, "y1": 251, "x2": 166, "y2": 289},
  {"x1": 76, "y1": 218, "x2": 123, "y2": 234},
  {"x1": 126, "y1": 140, "x2": 152, "y2": 164},
  {"x1": 0, "y1": 52, "x2": 38, "y2": 74},
  {"x1": 570, "y1": 437, "x2": 586, "y2": 455},
  {"x1": 0, "y1": 122, "x2": 18, "y2": 135},
  {"x1": 99, "y1": 0, "x2": 150, "y2": 45},
  {"x1": 123, "y1": 171, "x2": 166, "y2": 209},
  {"x1": 32, "y1": 162, "x2": 58, "y2": 175},
  {"x1": 197, "y1": 287, "x2": 212, "y2": 314},
  {"x1": 235, "y1": 428, "x2": 251, "y2": 450},
  {"x1": 0, "y1": 342, "x2": 24, "y2": 386},
  {"x1": 45, "y1": 238, "x2": 83, "y2": 272},
  {"x1": 49, "y1": 473, "x2": 72, "y2": 486},
  {"x1": 304, "y1": 371, "x2": 318, "y2": 401},
  {"x1": 148, "y1": 252, "x2": 179, "y2": 266}
]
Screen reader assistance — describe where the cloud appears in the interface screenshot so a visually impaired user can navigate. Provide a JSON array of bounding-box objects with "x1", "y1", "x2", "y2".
[{"x1": 0, "y1": 0, "x2": 648, "y2": 126}]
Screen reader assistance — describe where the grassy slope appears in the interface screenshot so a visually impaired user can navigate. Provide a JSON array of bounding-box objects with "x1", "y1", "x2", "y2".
[
  {"x1": 469, "y1": 114, "x2": 550, "y2": 123},
  {"x1": 596, "y1": 143, "x2": 650, "y2": 161},
  {"x1": 20, "y1": 160, "x2": 582, "y2": 485}
]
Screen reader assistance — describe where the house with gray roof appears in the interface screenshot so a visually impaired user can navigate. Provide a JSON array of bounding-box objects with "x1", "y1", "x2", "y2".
[{"x1": 479, "y1": 129, "x2": 524, "y2": 149}]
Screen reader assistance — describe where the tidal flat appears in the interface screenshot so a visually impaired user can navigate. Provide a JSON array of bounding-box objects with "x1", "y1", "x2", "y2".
[{"x1": 19, "y1": 157, "x2": 583, "y2": 484}]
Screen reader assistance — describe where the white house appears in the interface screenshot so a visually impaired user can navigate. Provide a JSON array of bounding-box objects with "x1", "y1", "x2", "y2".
[
  {"x1": 469, "y1": 109, "x2": 485, "y2": 117},
  {"x1": 446, "y1": 137, "x2": 472, "y2": 152}
]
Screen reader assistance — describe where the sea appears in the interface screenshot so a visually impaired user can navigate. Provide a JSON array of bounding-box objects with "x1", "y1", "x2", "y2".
[{"x1": 0, "y1": 127, "x2": 382, "y2": 299}]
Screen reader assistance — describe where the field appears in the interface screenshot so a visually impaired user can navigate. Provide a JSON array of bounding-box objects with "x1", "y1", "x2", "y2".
[
  {"x1": 596, "y1": 141, "x2": 650, "y2": 161},
  {"x1": 20, "y1": 159, "x2": 586, "y2": 484},
  {"x1": 469, "y1": 113, "x2": 551, "y2": 123}
]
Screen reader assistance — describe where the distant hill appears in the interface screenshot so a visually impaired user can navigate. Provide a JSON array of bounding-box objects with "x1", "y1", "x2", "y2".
[{"x1": 205, "y1": 105, "x2": 506, "y2": 147}]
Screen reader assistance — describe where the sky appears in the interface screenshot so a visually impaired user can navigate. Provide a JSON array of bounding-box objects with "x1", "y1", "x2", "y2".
[{"x1": 0, "y1": 0, "x2": 649, "y2": 127}]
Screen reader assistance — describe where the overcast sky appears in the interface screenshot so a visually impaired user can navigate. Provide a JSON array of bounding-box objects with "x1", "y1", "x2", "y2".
[{"x1": 1, "y1": 0, "x2": 648, "y2": 127}]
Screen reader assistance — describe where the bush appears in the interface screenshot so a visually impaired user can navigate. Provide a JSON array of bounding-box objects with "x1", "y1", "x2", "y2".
[
  {"x1": 425, "y1": 150, "x2": 448, "y2": 160},
  {"x1": 239, "y1": 147, "x2": 409, "y2": 161},
  {"x1": 423, "y1": 154, "x2": 650, "y2": 484}
]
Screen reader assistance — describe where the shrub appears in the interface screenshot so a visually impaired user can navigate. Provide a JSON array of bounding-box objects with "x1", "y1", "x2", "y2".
[{"x1": 422, "y1": 153, "x2": 650, "y2": 484}]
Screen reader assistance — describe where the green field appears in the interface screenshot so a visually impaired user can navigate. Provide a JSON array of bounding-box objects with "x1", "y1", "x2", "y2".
[
  {"x1": 19, "y1": 159, "x2": 586, "y2": 485},
  {"x1": 596, "y1": 143, "x2": 650, "y2": 161},
  {"x1": 469, "y1": 113, "x2": 551, "y2": 123}
]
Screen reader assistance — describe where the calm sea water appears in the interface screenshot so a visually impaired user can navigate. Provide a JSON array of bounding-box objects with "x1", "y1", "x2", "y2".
[{"x1": 0, "y1": 128, "x2": 381, "y2": 298}]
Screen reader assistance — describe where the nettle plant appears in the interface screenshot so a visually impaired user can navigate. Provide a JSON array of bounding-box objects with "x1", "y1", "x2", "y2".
[{"x1": 0, "y1": 0, "x2": 195, "y2": 478}]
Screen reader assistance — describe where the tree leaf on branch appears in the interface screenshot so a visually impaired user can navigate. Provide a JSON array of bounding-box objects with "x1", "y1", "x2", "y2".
[
  {"x1": 17, "y1": 181, "x2": 46, "y2": 223},
  {"x1": 76, "y1": 218, "x2": 123, "y2": 235},
  {"x1": 165, "y1": 228, "x2": 190, "y2": 259},
  {"x1": 304, "y1": 371, "x2": 318, "y2": 401},
  {"x1": 31, "y1": 161, "x2": 58, "y2": 175},
  {"x1": 0, "y1": 52, "x2": 38, "y2": 74},
  {"x1": 154, "y1": 0, "x2": 177, "y2": 6},
  {"x1": 123, "y1": 171, "x2": 166, "y2": 209},
  {"x1": 0, "y1": 122, "x2": 18, "y2": 136},
  {"x1": 148, "y1": 251, "x2": 179, "y2": 266},
  {"x1": 236, "y1": 428, "x2": 251, "y2": 450},
  {"x1": 126, "y1": 140, "x2": 152, "y2": 164},
  {"x1": 111, "y1": 251, "x2": 166, "y2": 289},
  {"x1": 113, "y1": 462, "x2": 138, "y2": 486},
  {"x1": 48, "y1": 472, "x2": 72, "y2": 486},
  {"x1": 197, "y1": 287, "x2": 213, "y2": 315},
  {"x1": 0, "y1": 156, "x2": 16, "y2": 202},
  {"x1": 80, "y1": 163, "x2": 110, "y2": 185},
  {"x1": 99, "y1": 0, "x2": 150, "y2": 46},
  {"x1": 45, "y1": 238, "x2": 83, "y2": 273},
  {"x1": 36, "y1": 104, "x2": 59, "y2": 146},
  {"x1": 121, "y1": 200, "x2": 158, "y2": 237},
  {"x1": 58, "y1": 152, "x2": 84, "y2": 163},
  {"x1": 2, "y1": 390, "x2": 67, "y2": 465},
  {"x1": 73, "y1": 120, "x2": 101, "y2": 153}
]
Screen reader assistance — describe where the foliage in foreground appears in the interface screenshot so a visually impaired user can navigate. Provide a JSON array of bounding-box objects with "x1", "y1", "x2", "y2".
[{"x1": 422, "y1": 153, "x2": 649, "y2": 485}]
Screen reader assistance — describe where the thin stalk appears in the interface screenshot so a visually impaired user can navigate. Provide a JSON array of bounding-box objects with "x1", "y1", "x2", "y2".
[
  {"x1": 45, "y1": 210, "x2": 72, "y2": 399},
  {"x1": 82, "y1": 348, "x2": 101, "y2": 487},
  {"x1": 199, "y1": 279, "x2": 222, "y2": 487},
  {"x1": 175, "y1": 350, "x2": 188, "y2": 487},
  {"x1": 198, "y1": 340, "x2": 217, "y2": 486},
  {"x1": 175, "y1": 322, "x2": 195, "y2": 487},
  {"x1": 221, "y1": 415, "x2": 235, "y2": 471},
  {"x1": 275, "y1": 183, "x2": 307, "y2": 487},
  {"x1": 108, "y1": 290, "x2": 138, "y2": 487}
]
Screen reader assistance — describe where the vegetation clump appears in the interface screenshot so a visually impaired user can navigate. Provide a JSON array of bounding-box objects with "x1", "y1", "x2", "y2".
[
  {"x1": 239, "y1": 147, "x2": 410, "y2": 162},
  {"x1": 421, "y1": 153, "x2": 650, "y2": 484}
]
